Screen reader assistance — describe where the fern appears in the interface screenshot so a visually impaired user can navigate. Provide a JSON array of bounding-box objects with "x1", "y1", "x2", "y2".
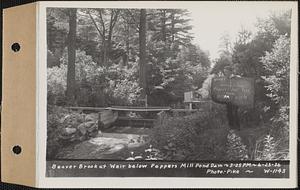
[
  {"x1": 226, "y1": 130, "x2": 249, "y2": 160},
  {"x1": 254, "y1": 134, "x2": 288, "y2": 160}
]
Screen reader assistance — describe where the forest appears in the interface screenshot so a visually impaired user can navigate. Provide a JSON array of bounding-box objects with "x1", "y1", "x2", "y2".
[{"x1": 47, "y1": 8, "x2": 291, "y2": 161}]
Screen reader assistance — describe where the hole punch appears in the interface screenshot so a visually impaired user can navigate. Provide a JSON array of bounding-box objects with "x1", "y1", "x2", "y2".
[
  {"x1": 11, "y1": 43, "x2": 21, "y2": 52},
  {"x1": 12, "y1": 145, "x2": 22, "y2": 155}
]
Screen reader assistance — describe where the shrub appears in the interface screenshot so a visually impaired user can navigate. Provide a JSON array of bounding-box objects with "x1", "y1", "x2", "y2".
[
  {"x1": 48, "y1": 49, "x2": 103, "y2": 106},
  {"x1": 105, "y1": 62, "x2": 141, "y2": 105},
  {"x1": 46, "y1": 106, "x2": 99, "y2": 159},
  {"x1": 46, "y1": 106, "x2": 69, "y2": 158},
  {"x1": 126, "y1": 145, "x2": 164, "y2": 160},
  {"x1": 47, "y1": 49, "x2": 141, "y2": 106},
  {"x1": 150, "y1": 104, "x2": 229, "y2": 160},
  {"x1": 253, "y1": 134, "x2": 289, "y2": 160},
  {"x1": 226, "y1": 130, "x2": 249, "y2": 160},
  {"x1": 47, "y1": 64, "x2": 68, "y2": 105},
  {"x1": 261, "y1": 35, "x2": 290, "y2": 136}
]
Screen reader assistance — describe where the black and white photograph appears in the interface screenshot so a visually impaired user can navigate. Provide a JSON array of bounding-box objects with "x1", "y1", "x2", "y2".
[{"x1": 44, "y1": 1, "x2": 296, "y2": 179}]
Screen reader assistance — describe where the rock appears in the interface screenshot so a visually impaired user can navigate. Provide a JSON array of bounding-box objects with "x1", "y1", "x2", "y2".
[
  {"x1": 59, "y1": 133, "x2": 76, "y2": 141},
  {"x1": 75, "y1": 114, "x2": 85, "y2": 123},
  {"x1": 77, "y1": 121, "x2": 98, "y2": 136},
  {"x1": 85, "y1": 113, "x2": 98, "y2": 122},
  {"x1": 79, "y1": 135, "x2": 87, "y2": 142},
  {"x1": 59, "y1": 127, "x2": 78, "y2": 142},
  {"x1": 60, "y1": 114, "x2": 70, "y2": 124},
  {"x1": 89, "y1": 130, "x2": 99, "y2": 138},
  {"x1": 78, "y1": 124, "x2": 87, "y2": 135},
  {"x1": 63, "y1": 127, "x2": 77, "y2": 135},
  {"x1": 87, "y1": 124, "x2": 98, "y2": 132},
  {"x1": 60, "y1": 113, "x2": 84, "y2": 129},
  {"x1": 85, "y1": 121, "x2": 97, "y2": 128}
]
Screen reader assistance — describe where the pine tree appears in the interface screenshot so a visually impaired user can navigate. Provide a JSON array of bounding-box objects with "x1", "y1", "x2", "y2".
[{"x1": 66, "y1": 8, "x2": 77, "y2": 104}]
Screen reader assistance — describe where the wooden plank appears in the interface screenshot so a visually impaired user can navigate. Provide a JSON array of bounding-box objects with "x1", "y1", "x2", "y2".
[
  {"x1": 171, "y1": 109, "x2": 203, "y2": 112},
  {"x1": 67, "y1": 106, "x2": 172, "y2": 112},
  {"x1": 110, "y1": 106, "x2": 171, "y2": 109},
  {"x1": 67, "y1": 106, "x2": 107, "y2": 111},
  {"x1": 107, "y1": 106, "x2": 171, "y2": 112}
]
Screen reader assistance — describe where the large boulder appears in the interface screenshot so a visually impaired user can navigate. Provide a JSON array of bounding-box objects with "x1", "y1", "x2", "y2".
[
  {"x1": 57, "y1": 113, "x2": 100, "y2": 144},
  {"x1": 77, "y1": 121, "x2": 99, "y2": 138},
  {"x1": 65, "y1": 127, "x2": 77, "y2": 135},
  {"x1": 59, "y1": 127, "x2": 78, "y2": 142},
  {"x1": 60, "y1": 113, "x2": 85, "y2": 127},
  {"x1": 85, "y1": 113, "x2": 98, "y2": 122}
]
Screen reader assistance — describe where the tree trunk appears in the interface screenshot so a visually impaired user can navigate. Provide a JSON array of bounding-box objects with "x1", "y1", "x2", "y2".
[
  {"x1": 126, "y1": 21, "x2": 130, "y2": 60},
  {"x1": 107, "y1": 13, "x2": 114, "y2": 52},
  {"x1": 161, "y1": 10, "x2": 167, "y2": 42},
  {"x1": 66, "y1": 8, "x2": 77, "y2": 104},
  {"x1": 107, "y1": 20, "x2": 113, "y2": 57},
  {"x1": 171, "y1": 10, "x2": 175, "y2": 43},
  {"x1": 161, "y1": 10, "x2": 168, "y2": 61},
  {"x1": 102, "y1": 39, "x2": 107, "y2": 66},
  {"x1": 139, "y1": 9, "x2": 147, "y2": 98}
]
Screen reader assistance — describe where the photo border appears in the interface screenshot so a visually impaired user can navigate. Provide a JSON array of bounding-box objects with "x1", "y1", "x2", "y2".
[{"x1": 37, "y1": 1, "x2": 298, "y2": 188}]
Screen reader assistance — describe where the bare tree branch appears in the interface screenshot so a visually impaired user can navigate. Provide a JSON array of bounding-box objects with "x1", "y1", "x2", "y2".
[
  {"x1": 87, "y1": 10, "x2": 104, "y2": 39},
  {"x1": 109, "y1": 10, "x2": 114, "y2": 32},
  {"x1": 97, "y1": 9, "x2": 106, "y2": 36},
  {"x1": 126, "y1": 9, "x2": 140, "y2": 32},
  {"x1": 111, "y1": 9, "x2": 120, "y2": 29}
]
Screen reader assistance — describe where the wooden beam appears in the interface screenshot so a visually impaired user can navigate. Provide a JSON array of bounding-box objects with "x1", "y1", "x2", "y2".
[
  {"x1": 67, "y1": 107, "x2": 107, "y2": 111},
  {"x1": 107, "y1": 106, "x2": 171, "y2": 112}
]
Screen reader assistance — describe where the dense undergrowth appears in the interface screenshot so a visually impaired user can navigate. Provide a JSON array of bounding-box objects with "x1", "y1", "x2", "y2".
[
  {"x1": 146, "y1": 103, "x2": 289, "y2": 161},
  {"x1": 47, "y1": 103, "x2": 289, "y2": 161},
  {"x1": 47, "y1": 106, "x2": 99, "y2": 159}
]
